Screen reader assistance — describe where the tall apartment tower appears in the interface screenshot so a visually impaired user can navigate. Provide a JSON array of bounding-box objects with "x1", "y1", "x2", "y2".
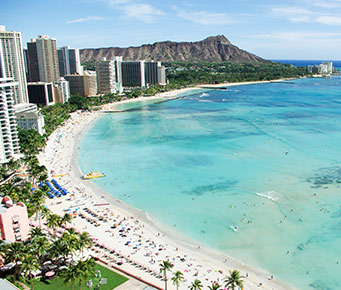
[
  {"x1": 58, "y1": 46, "x2": 83, "y2": 77},
  {"x1": 145, "y1": 61, "x2": 166, "y2": 85},
  {"x1": 65, "y1": 71, "x2": 97, "y2": 97},
  {"x1": 95, "y1": 58, "x2": 117, "y2": 94},
  {"x1": 54, "y1": 77, "x2": 70, "y2": 104},
  {"x1": 0, "y1": 25, "x2": 28, "y2": 104},
  {"x1": 121, "y1": 61, "x2": 146, "y2": 88},
  {"x1": 0, "y1": 78, "x2": 20, "y2": 163},
  {"x1": 26, "y1": 35, "x2": 60, "y2": 83}
]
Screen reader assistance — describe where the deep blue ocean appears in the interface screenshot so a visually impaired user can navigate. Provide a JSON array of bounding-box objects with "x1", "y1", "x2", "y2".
[
  {"x1": 79, "y1": 75, "x2": 341, "y2": 289},
  {"x1": 273, "y1": 59, "x2": 341, "y2": 70}
]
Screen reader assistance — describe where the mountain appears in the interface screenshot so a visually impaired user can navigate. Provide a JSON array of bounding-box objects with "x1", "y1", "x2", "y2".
[{"x1": 80, "y1": 35, "x2": 267, "y2": 63}]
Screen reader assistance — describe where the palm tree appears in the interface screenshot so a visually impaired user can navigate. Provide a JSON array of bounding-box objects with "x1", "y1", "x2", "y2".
[
  {"x1": 159, "y1": 260, "x2": 173, "y2": 290},
  {"x1": 46, "y1": 213, "x2": 61, "y2": 239},
  {"x1": 189, "y1": 279, "x2": 203, "y2": 290},
  {"x1": 60, "y1": 213, "x2": 73, "y2": 227},
  {"x1": 31, "y1": 235, "x2": 50, "y2": 266},
  {"x1": 30, "y1": 227, "x2": 44, "y2": 238},
  {"x1": 171, "y1": 270, "x2": 184, "y2": 290},
  {"x1": 78, "y1": 232, "x2": 92, "y2": 258},
  {"x1": 78, "y1": 258, "x2": 96, "y2": 289},
  {"x1": 61, "y1": 231, "x2": 79, "y2": 261},
  {"x1": 208, "y1": 281, "x2": 222, "y2": 290},
  {"x1": 61, "y1": 262, "x2": 81, "y2": 290},
  {"x1": 5, "y1": 158, "x2": 19, "y2": 172},
  {"x1": 224, "y1": 269, "x2": 244, "y2": 290},
  {"x1": 4, "y1": 242, "x2": 25, "y2": 281},
  {"x1": 21, "y1": 253, "x2": 39, "y2": 289},
  {"x1": 49, "y1": 239, "x2": 70, "y2": 265}
]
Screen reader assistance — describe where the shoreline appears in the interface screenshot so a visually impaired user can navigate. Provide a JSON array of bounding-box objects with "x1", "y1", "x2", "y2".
[
  {"x1": 39, "y1": 80, "x2": 296, "y2": 289},
  {"x1": 101, "y1": 77, "x2": 299, "y2": 112}
]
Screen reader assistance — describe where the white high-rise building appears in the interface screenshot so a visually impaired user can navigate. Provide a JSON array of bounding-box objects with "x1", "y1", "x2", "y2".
[
  {"x1": 0, "y1": 25, "x2": 28, "y2": 104},
  {"x1": 58, "y1": 46, "x2": 83, "y2": 77},
  {"x1": 95, "y1": 58, "x2": 117, "y2": 94},
  {"x1": 0, "y1": 78, "x2": 20, "y2": 163},
  {"x1": 54, "y1": 77, "x2": 70, "y2": 104}
]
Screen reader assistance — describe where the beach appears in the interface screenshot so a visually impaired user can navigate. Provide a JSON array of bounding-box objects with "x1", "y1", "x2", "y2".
[{"x1": 38, "y1": 83, "x2": 295, "y2": 290}]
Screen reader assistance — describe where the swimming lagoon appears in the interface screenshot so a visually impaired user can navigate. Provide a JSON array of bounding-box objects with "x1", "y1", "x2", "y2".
[{"x1": 79, "y1": 77, "x2": 341, "y2": 289}]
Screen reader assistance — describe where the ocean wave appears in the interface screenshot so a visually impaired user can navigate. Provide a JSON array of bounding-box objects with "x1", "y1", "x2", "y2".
[
  {"x1": 200, "y1": 93, "x2": 209, "y2": 97},
  {"x1": 256, "y1": 191, "x2": 279, "y2": 202},
  {"x1": 198, "y1": 100, "x2": 213, "y2": 103}
]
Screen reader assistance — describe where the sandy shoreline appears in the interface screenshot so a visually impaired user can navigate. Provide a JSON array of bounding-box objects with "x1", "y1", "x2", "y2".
[{"x1": 38, "y1": 81, "x2": 296, "y2": 289}]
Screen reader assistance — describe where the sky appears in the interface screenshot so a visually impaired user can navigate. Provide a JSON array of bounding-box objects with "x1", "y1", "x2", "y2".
[{"x1": 2, "y1": 0, "x2": 341, "y2": 60}]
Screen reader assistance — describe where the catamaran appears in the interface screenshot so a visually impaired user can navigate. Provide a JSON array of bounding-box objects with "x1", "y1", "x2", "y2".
[{"x1": 81, "y1": 153, "x2": 105, "y2": 180}]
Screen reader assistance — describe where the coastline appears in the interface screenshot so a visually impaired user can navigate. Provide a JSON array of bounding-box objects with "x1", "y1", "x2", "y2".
[
  {"x1": 101, "y1": 77, "x2": 298, "y2": 112},
  {"x1": 38, "y1": 80, "x2": 296, "y2": 289}
]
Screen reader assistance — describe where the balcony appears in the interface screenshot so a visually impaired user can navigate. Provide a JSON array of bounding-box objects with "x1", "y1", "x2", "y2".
[{"x1": 13, "y1": 223, "x2": 20, "y2": 230}]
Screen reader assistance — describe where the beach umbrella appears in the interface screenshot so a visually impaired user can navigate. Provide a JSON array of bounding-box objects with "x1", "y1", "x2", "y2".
[
  {"x1": 45, "y1": 271, "x2": 55, "y2": 277},
  {"x1": 43, "y1": 261, "x2": 52, "y2": 266}
]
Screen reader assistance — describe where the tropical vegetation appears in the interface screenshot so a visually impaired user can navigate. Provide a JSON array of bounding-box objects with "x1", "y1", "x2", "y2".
[{"x1": 224, "y1": 269, "x2": 245, "y2": 290}]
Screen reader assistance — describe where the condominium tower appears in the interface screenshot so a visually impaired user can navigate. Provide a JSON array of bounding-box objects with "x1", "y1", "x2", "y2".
[
  {"x1": 0, "y1": 25, "x2": 28, "y2": 104},
  {"x1": 26, "y1": 35, "x2": 60, "y2": 83},
  {"x1": 0, "y1": 78, "x2": 20, "y2": 163},
  {"x1": 96, "y1": 58, "x2": 118, "y2": 94},
  {"x1": 58, "y1": 46, "x2": 83, "y2": 77}
]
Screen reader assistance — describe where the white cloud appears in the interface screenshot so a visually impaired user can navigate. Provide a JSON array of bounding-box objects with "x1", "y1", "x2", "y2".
[
  {"x1": 270, "y1": 7, "x2": 314, "y2": 22},
  {"x1": 316, "y1": 15, "x2": 341, "y2": 25},
  {"x1": 107, "y1": 0, "x2": 130, "y2": 5},
  {"x1": 270, "y1": 5, "x2": 341, "y2": 25},
  {"x1": 255, "y1": 31, "x2": 341, "y2": 41},
  {"x1": 122, "y1": 4, "x2": 163, "y2": 23},
  {"x1": 99, "y1": 0, "x2": 164, "y2": 23},
  {"x1": 176, "y1": 9, "x2": 234, "y2": 25},
  {"x1": 310, "y1": 0, "x2": 341, "y2": 8},
  {"x1": 67, "y1": 16, "x2": 104, "y2": 24}
]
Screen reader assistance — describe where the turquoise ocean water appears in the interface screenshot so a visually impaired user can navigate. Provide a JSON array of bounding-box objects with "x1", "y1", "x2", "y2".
[{"x1": 78, "y1": 76, "x2": 341, "y2": 289}]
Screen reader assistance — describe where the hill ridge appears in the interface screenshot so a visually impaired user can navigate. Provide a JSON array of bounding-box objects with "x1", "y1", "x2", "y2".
[{"x1": 80, "y1": 35, "x2": 266, "y2": 63}]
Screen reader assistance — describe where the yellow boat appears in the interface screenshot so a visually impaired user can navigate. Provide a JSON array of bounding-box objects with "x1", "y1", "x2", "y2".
[{"x1": 82, "y1": 171, "x2": 105, "y2": 180}]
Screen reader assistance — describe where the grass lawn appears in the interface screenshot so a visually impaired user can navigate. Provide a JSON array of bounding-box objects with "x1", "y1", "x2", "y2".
[{"x1": 30, "y1": 263, "x2": 128, "y2": 290}]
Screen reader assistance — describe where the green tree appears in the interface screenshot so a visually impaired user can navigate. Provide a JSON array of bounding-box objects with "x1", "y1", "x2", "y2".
[
  {"x1": 21, "y1": 253, "x2": 39, "y2": 289},
  {"x1": 31, "y1": 235, "x2": 50, "y2": 266},
  {"x1": 61, "y1": 262, "x2": 82, "y2": 290},
  {"x1": 224, "y1": 270, "x2": 244, "y2": 290},
  {"x1": 60, "y1": 213, "x2": 73, "y2": 227},
  {"x1": 4, "y1": 242, "x2": 25, "y2": 281},
  {"x1": 189, "y1": 279, "x2": 203, "y2": 290},
  {"x1": 78, "y1": 232, "x2": 92, "y2": 258},
  {"x1": 68, "y1": 95, "x2": 90, "y2": 110},
  {"x1": 208, "y1": 282, "x2": 222, "y2": 290},
  {"x1": 78, "y1": 258, "x2": 96, "y2": 289},
  {"x1": 171, "y1": 270, "x2": 184, "y2": 290},
  {"x1": 159, "y1": 260, "x2": 173, "y2": 290},
  {"x1": 46, "y1": 213, "x2": 61, "y2": 239}
]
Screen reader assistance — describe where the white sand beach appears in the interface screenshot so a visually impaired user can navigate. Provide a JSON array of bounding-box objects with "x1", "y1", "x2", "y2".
[{"x1": 38, "y1": 84, "x2": 295, "y2": 290}]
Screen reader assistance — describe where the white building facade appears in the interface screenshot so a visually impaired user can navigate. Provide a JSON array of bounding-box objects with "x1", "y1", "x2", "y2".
[
  {"x1": 0, "y1": 25, "x2": 28, "y2": 104},
  {"x1": 14, "y1": 103, "x2": 45, "y2": 135},
  {"x1": 0, "y1": 78, "x2": 20, "y2": 163},
  {"x1": 58, "y1": 46, "x2": 83, "y2": 77},
  {"x1": 54, "y1": 77, "x2": 70, "y2": 103},
  {"x1": 95, "y1": 58, "x2": 117, "y2": 94}
]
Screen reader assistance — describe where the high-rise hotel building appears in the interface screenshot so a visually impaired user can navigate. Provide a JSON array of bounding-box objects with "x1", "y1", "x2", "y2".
[
  {"x1": 95, "y1": 58, "x2": 118, "y2": 94},
  {"x1": 26, "y1": 35, "x2": 60, "y2": 83},
  {"x1": 0, "y1": 78, "x2": 20, "y2": 163},
  {"x1": 58, "y1": 46, "x2": 83, "y2": 77},
  {"x1": 0, "y1": 25, "x2": 28, "y2": 104}
]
